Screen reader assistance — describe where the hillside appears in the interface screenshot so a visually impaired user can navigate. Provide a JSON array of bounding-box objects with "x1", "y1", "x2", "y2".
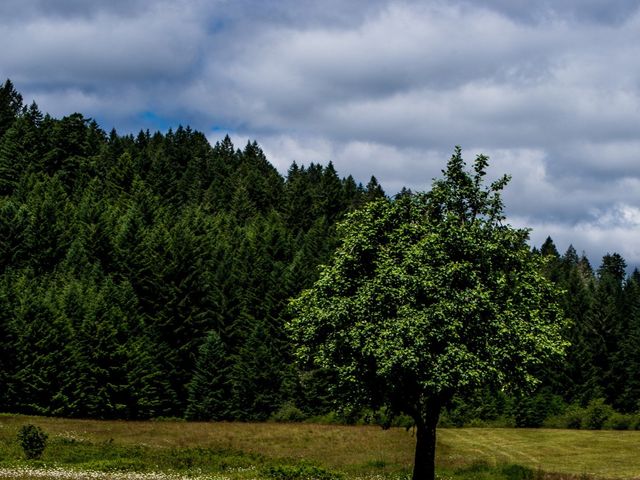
[{"x1": 2, "y1": 79, "x2": 640, "y2": 426}]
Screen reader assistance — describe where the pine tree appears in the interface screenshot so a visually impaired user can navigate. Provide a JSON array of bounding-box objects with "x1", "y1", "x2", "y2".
[
  {"x1": 185, "y1": 331, "x2": 230, "y2": 420},
  {"x1": 617, "y1": 271, "x2": 640, "y2": 411},
  {"x1": 0, "y1": 79, "x2": 23, "y2": 138},
  {"x1": 228, "y1": 320, "x2": 285, "y2": 420},
  {"x1": 539, "y1": 237, "x2": 562, "y2": 282},
  {"x1": 8, "y1": 274, "x2": 71, "y2": 415},
  {"x1": 364, "y1": 175, "x2": 385, "y2": 201},
  {"x1": 0, "y1": 106, "x2": 43, "y2": 196},
  {"x1": 0, "y1": 271, "x2": 17, "y2": 410},
  {"x1": 23, "y1": 175, "x2": 73, "y2": 273},
  {"x1": 554, "y1": 246, "x2": 595, "y2": 403},
  {"x1": 582, "y1": 254, "x2": 627, "y2": 404},
  {"x1": 317, "y1": 162, "x2": 345, "y2": 221},
  {"x1": 0, "y1": 199, "x2": 30, "y2": 272}
]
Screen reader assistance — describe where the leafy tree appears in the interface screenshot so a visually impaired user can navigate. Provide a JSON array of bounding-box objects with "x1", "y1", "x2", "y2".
[{"x1": 289, "y1": 148, "x2": 567, "y2": 480}]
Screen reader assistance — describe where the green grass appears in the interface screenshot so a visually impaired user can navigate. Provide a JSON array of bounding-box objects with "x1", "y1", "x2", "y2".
[
  {"x1": 438, "y1": 428, "x2": 640, "y2": 478},
  {"x1": 1, "y1": 415, "x2": 639, "y2": 479}
]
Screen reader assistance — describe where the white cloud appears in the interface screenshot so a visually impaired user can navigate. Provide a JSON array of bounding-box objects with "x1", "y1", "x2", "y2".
[
  {"x1": 520, "y1": 210, "x2": 640, "y2": 269},
  {"x1": 595, "y1": 203, "x2": 640, "y2": 228},
  {"x1": 3, "y1": 0, "x2": 640, "y2": 267}
]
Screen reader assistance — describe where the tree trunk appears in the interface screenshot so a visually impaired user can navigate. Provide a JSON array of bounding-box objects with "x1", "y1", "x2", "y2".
[{"x1": 412, "y1": 402, "x2": 441, "y2": 480}]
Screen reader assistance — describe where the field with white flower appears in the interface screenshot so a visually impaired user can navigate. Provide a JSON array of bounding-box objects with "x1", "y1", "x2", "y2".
[{"x1": 1, "y1": 414, "x2": 639, "y2": 480}]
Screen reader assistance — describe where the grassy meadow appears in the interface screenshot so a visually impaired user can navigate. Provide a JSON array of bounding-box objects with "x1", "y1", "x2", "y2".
[{"x1": 1, "y1": 414, "x2": 639, "y2": 480}]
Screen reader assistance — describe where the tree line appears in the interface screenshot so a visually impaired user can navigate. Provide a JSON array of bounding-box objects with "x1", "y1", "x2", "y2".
[{"x1": 0, "y1": 79, "x2": 638, "y2": 424}]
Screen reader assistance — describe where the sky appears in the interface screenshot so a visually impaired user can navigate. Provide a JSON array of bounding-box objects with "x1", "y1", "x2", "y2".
[{"x1": 3, "y1": 0, "x2": 640, "y2": 269}]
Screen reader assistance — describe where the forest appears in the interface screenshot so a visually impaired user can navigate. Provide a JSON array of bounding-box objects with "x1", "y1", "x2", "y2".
[{"x1": 1, "y1": 78, "x2": 639, "y2": 427}]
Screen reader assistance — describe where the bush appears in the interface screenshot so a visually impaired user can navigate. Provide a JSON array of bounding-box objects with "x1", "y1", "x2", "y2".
[
  {"x1": 604, "y1": 412, "x2": 634, "y2": 430},
  {"x1": 544, "y1": 403, "x2": 585, "y2": 429},
  {"x1": 512, "y1": 390, "x2": 565, "y2": 428},
  {"x1": 270, "y1": 403, "x2": 307, "y2": 423},
  {"x1": 84, "y1": 459, "x2": 148, "y2": 472},
  {"x1": 17, "y1": 424, "x2": 48, "y2": 460},
  {"x1": 499, "y1": 464, "x2": 535, "y2": 480},
  {"x1": 565, "y1": 408, "x2": 585, "y2": 429},
  {"x1": 152, "y1": 416, "x2": 186, "y2": 422},
  {"x1": 263, "y1": 464, "x2": 342, "y2": 480},
  {"x1": 305, "y1": 411, "x2": 342, "y2": 424},
  {"x1": 361, "y1": 408, "x2": 413, "y2": 429},
  {"x1": 454, "y1": 461, "x2": 535, "y2": 480},
  {"x1": 583, "y1": 398, "x2": 613, "y2": 430}
]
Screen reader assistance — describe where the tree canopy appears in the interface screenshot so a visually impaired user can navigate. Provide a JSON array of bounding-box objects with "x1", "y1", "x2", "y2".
[{"x1": 289, "y1": 148, "x2": 568, "y2": 480}]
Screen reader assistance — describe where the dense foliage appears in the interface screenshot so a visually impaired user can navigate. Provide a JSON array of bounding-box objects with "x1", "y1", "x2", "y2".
[
  {"x1": 290, "y1": 150, "x2": 567, "y2": 480},
  {"x1": 1, "y1": 79, "x2": 640, "y2": 426},
  {"x1": 16, "y1": 424, "x2": 48, "y2": 460},
  {"x1": 0, "y1": 79, "x2": 384, "y2": 419}
]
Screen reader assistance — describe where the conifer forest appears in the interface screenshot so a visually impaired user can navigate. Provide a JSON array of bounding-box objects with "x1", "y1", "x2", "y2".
[{"x1": 1, "y1": 78, "x2": 640, "y2": 426}]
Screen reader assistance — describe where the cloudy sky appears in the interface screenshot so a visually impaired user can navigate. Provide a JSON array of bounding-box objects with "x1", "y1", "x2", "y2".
[{"x1": 3, "y1": 0, "x2": 640, "y2": 269}]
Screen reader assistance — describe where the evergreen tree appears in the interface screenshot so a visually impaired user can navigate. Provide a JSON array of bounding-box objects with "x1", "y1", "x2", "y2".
[
  {"x1": 23, "y1": 175, "x2": 73, "y2": 273},
  {"x1": 582, "y1": 254, "x2": 627, "y2": 404},
  {"x1": 8, "y1": 274, "x2": 71, "y2": 415},
  {"x1": 0, "y1": 110, "x2": 43, "y2": 196},
  {"x1": 539, "y1": 237, "x2": 562, "y2": 283},
  {"x1": 0, "y1": 199, "x2": 30, "y2": 272},
  {"x1": 0, "y1": 79, "x2": 23, "y2": 137},
  {"x1": 229, "y1": 320, "x2": 286, "y2": 420},
  {"x1": 548, "y1": 246, "x2": 595, "y2": 403},
  {"x1": 283, "y1": 162, "x2": 314, "y2": 232},
  {"x1": 364, "y1": 175, "x2": 385, "y2": 201},
  {"x1": 185, "y1": 331, "x2": 230, "y2": 420},
  {"x1": 317, "y1": 161, "x2": 345, "y2": 221},
  {"x1": 618, "y1": 272, "x2": 640, "y2": 411}
]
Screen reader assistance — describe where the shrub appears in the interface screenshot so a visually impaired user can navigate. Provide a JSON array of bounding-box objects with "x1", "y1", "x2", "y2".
[
  {"x1": 17, "y1": 424, "x2": 48, "y2": 460},
  {"x1": 455, "y1": 462, "x2": 535, "y2": 480},
  {"x1": 583, "y1": 398, "x2": 613, "y2": 430},
  {"x1": 263, "y1": 464, "x2": 342, "y2": 480},
  {"x1": 512, "y1": 389, "x2": 565, "y2": 428},
  {"x1": 499, "y1": 464, "x2": 535, "y2": 480},
  {"x1": 85, "y1": 459, "x2": 148, "y2": 472},
  {"x1": 270, "y1": 403, "x2": 306, "y2": 423},
  {"x1": 604, "y1": 412, "x2": 634, "y2": 430},
  {"x1": 305, "y1": 411, "x2": 341, "y2": 424},
  {"x1": 152, "y1": 416, "x2": 186, "y2": 422},
  {"x1": 361, "y1": 408, "x2": 413, "y2": 429},
  {"x1": 544, "y1": 403, "x2": 585, "y2": 429}
]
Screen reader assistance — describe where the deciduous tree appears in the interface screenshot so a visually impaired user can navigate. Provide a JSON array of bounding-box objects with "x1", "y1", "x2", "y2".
[{"x1": 289, "y1": 148, "x2": 567, "y2": 480}]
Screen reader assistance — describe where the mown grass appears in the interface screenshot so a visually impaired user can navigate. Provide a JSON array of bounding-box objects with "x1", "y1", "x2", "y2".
[
  {"x1": 438, "y1": 428, "x2": 640, "y2": 478},
  {"x1": 1, "y1": 414, "x2": 639, "y2": 479}
]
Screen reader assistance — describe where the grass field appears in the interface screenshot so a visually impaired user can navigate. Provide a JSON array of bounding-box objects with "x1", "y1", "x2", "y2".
[{"x1": 1, "y1": 414, "x2": 639, "y2": 480}]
